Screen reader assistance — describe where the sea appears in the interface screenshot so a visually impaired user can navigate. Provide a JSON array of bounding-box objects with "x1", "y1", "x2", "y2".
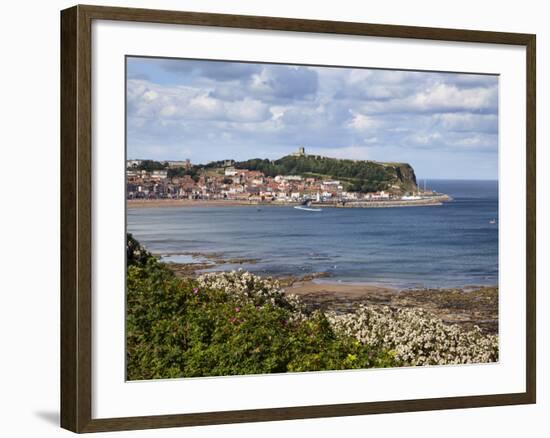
[{"x1": 127, "y1": 180, "x2": 498, "y2": 289}]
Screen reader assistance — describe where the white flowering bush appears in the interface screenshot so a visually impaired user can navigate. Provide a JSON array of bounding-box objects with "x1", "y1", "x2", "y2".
[
  {"x1": 327, "y1": 305, "x2": 498, "y2": 366},
  {"x1": 197, "y1": 270, "x2": 306, "y2": 319},
  {"x1": 196, "y1": 271, "x2": 498, "y2": 367}
]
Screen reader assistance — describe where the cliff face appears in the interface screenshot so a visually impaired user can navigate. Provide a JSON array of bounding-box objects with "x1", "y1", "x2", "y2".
[{"x1": 389, "y1": 163, "x2": 418, "y2": 192}]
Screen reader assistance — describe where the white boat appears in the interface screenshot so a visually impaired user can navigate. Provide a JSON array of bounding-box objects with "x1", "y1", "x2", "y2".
[
  {"x1": 294, "y1": 205, "x2": 322, "y2": 212},
  {"x1": 294, "y1": 199, "x2": 322, "y2": 212}
]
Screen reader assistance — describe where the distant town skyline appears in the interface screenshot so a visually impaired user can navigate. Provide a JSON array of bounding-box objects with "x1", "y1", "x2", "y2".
[{"x1": 127, "y1": 57, "x2": 499, "y2": 180}]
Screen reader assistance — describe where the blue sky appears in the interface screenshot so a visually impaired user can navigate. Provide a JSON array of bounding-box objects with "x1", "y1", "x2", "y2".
[{"x1": 127, "y1": 57, "x2": 498, "y2": 180}]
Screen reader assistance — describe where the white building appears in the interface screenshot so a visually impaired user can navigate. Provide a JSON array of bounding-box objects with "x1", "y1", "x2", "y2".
[
  {"x1": 166, "y1": 160, "x2": 187, "y2": 168},
  {"x1": 151, "y1": 170, "x2": 168, "y2": 180},
  {"x1": 283, "y1": 175, "x2": 303, "y2": 181},
  {"x1": 368, "y1": 190, "x2": 390, "y2": 200},
  {"x1": 290, "y1": 146, "x2": 306, "y2": 157},
  {"x1": 126, "y1": 159, "x2": 143, "y2": 168},
  {"x1": 322, "y1": 180, "x2": 342, "y2": 189},
  {"x1": 342, "y1": 191, "x2": 359, "y2": 200}
]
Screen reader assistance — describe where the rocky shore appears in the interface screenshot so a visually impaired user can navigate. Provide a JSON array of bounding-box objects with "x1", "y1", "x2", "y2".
[
  {"x1": 287, "y1": 282, "x2": 498, "y2": 335},
  {"x1": 158, "y1": 252, "x2": 258, "y2": 277},
  {"x1": 160, "y1": 253, "x2": 498, "y2": 335},
  {"x1": 162, "y1": 256, "x2": 331, "y2": 284}
]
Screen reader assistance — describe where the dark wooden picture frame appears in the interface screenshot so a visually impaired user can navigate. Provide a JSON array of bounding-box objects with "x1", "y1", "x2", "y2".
[{"x1": 60, "y1": 4, "x2": 536, "y2": 433}]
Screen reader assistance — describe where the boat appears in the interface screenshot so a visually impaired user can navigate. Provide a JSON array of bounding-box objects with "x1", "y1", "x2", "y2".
[
  {"x1": 294, "y1": 199, "x2": 322, "y2": 212},
  {"x1": 489, "y1": 219, "x2": 497, "y2": 224},
  {"x1": 294, "y1": 206, "x2": 322, "y2": 212}
]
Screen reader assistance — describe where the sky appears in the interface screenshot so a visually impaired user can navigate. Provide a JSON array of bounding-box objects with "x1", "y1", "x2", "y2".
[{"x1": 127, "y1": 57, "x2": 498, "y2": 180}]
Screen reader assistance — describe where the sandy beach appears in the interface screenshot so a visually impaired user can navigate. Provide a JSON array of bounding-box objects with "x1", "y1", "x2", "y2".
[
  {"x1": 127, "y1": 199, "x2": 272, "y2": 208},
  {"x1": 288, "y1": 281, "x2": 396, "y2": 297}
]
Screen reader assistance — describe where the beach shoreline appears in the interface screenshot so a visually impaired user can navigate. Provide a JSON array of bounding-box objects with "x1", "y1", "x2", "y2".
[
  {"x1": 160, "y1": 256, "x2": 498, "y2": 335},
  {"x1": 127, "y1": 195, "x2": 451, "y2": 209}
]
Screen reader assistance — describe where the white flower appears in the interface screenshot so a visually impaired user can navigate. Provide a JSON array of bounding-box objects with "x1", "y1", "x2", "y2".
[{"x1": 327, "y1": 305, "x2": 498, "y2": 366}]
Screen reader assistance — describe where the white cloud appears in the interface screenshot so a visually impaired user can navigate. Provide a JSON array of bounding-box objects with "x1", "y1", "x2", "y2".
[
  {"x1": 410, "y1": 132, "x2": 442, "y2": 145},
  {"x1": 347, "y1": 111, "x2": 381, "y2": 132},
  {"x1": 411, "y1": 83, "x2": 496, "y2": 111},
  {"x1": 249, "y1": 65, "x2": 318, "y2": 100},
  {"x1": 308, "y1": 145, "x2": 371, "y2": 160},
  {"x1": 434, "y1": 113, "x2": 498, "y2": 133},
  {"x1": 126, "y1": 59, "x2": 499, "y2": 178},
  {"x1": 142, "y1": 89, "x2": 158, "y2": 101},
  {"x1": 128, "y1": 80, "x2": 270, "y2": 123},
  {"x1": 225, "y1": 99, "x2": 271, "y2": 122}
]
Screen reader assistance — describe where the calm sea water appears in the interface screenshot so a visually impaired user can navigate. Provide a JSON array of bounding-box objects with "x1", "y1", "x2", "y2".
[{"x1": 127, "y1": 180, "x2": 498, "y2": 289}]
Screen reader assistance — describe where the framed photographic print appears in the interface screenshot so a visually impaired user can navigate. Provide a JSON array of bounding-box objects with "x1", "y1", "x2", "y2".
[{"x1": 60, "y1": 4, "x2": 536, "y2": 433}]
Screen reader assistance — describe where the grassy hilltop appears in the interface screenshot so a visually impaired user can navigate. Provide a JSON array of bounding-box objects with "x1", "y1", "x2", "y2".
[{"x1": 226, "y1": 154, "x2": 417, "y2": 194}]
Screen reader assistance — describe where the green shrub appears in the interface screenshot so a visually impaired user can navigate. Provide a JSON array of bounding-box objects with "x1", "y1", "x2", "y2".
[
  {"x1": 126, "y1": 255, "x2": 397, "y2": 380},
  {"x1": 126, "y1": 233, "x2": 154, "y2": 266}
]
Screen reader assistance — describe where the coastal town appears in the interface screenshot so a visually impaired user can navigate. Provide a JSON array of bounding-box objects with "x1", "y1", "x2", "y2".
[{"x1": 126, "y1": 149, "x2": 449, "y2": 207}]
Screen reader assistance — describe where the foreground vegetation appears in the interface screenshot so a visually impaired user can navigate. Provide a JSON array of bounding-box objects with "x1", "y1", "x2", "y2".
[
  {"x1": 126, "y1": 234, "x2": 397, "y2": 380},
  {"x1": 126, "y1": 234, "x2": 498, "y2": 380}
]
